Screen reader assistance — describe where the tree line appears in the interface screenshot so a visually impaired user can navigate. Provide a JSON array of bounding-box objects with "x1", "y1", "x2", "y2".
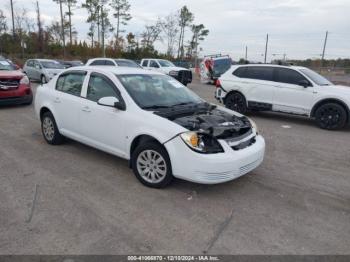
[{"x1": 0, "y1": 0, "x2": 209, "y2": 64}]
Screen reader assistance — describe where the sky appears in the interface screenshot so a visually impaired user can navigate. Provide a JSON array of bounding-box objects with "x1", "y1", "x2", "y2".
[{"x1": 3, "y1": 0, "x2": 350, "y2": 62}]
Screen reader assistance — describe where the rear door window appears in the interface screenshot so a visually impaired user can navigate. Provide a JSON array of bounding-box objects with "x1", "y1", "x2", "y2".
[
  {"x1": 56, "y1": 71, "x2": 86, "y2": 96},
  {"x1": 142, "y1": 60, "x2": 149, "y2": 67},
  {"x1": 274, "y1": 68, "x2": 308, "y2": 85},
  {"x1": 149, "y1": 60, "x2": 159, "y2": 68},
  {"x1": 244, "y1": 67, "x2": 274, "y2": 81}
]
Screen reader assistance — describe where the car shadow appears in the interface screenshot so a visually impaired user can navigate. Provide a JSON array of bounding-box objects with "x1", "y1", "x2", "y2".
[{"x1": 246, "y1": 111, "x2": 350, "y2": 131}]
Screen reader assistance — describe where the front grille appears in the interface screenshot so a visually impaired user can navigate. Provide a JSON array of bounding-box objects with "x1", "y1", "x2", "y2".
[
  {"x1": 177, "y1": 70, "x2": 192, "y2": 84},
  {"x1": 239, "y1": 157, "x2": 262, "y2": 176},
  {"x1": 231, "y1": 137, "x2": 256, "y2": 151},
  {"x1": 0, "y1": 79, "x2": 20, "y2": 91}
]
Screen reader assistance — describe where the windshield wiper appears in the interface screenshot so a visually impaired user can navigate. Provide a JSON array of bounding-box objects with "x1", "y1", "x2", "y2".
[
  {"x1": 171, "y1": 102, "x2": 196, "y2": 107},
  {"x1": 142, "y1": 105, "x2": 172, "y2": 109}
]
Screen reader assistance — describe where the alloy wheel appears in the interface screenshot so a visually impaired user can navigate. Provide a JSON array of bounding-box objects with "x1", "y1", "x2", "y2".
[
  {"x1": 226, "y1": 93, "x2": 246, "y2": 113},
  {"x1": 136, "y1": 150, "x2": 167, "y2": 184},
  {"x1": 318, "y1": 106, "x2": 342, "y2": 129}
]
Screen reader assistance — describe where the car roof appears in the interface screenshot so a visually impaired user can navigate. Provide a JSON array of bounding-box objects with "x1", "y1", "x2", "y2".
[
  {"x1": 66, "y1": 66, "x2": 164, "y2": 75},
  {"x1": 36, "y1": 59, "x2": 58, "y2": 62},
  {"x1": 234, "y1": 64, "x2": 308, "y2": 70}
]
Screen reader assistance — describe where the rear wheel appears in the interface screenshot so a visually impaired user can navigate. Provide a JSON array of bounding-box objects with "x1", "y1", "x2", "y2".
[
  {"x1": 41, "y1": 111, "x2": 65, "y2": 144},
  {"x1": 131, "y1": 142, "x2": 173, "y2": 188},
  {"x1": 315, "y1": 103, "x2": 347, "y2": 130},
  {"x1": 224, "y1": 92, "x2": 247, "y2": 114}
]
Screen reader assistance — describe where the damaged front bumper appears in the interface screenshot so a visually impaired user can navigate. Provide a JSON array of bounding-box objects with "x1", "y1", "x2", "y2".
[
  {"x1": 215, "y1": 87, "x2": 227, "y2": 103},
  {"x1": 164, "y1": 133, "x2": 265, "y2": 184}
]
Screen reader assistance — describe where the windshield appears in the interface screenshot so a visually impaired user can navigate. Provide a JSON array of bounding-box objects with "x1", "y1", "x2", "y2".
[
  {"x1": 213, "y1": 58, "x2": 232, "y2": 76},
  {"x1": 41, "y1": 61, "x2": 65, "y2": 69},
  {"x1": 117, "y1": 74, "x2": 203, "y2": 109},
  {"x1": 158, "y1": 60, "x2": 175, "y2": 67},
  {"x1": 299, "y1": 68, "x2": 333, "y2": 86},
  {"x1": 0, "y1": 60, "x2": 15, "y2": 71},
  {"x1": 115, "y1": 60, "x2": 141, "y2": 68}
]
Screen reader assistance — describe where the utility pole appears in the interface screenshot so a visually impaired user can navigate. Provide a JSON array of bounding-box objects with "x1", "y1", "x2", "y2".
[
  {"x1": 59, "y1": 0, "x2": 66, "y2": 58},
  {"x1": 245, "y1": 46, "x2": 248, "y2": 61},
  {"x1": 264, "y1": 34, "x2": 269, "y2": 63},
  {"x1": 321, "y1": 31, "x2": 328, "y2": 67},
  {"x1": 10, "y1": 0, "x2": 15, "y2": 38},
  {"x1": 101, "y1": 5, "x2": 105, "y2": 57},
  {"x1": 194, "y1": 30, "x2": 199, "y2": 69}
]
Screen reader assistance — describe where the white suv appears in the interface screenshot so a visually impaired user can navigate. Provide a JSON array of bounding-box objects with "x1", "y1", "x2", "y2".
[
  {"x1": 216, "y1": 64, "x2": 350, "y2": 130},
  {"x1": 35, "y1": 66, "x2": 265, "y2": 188}
]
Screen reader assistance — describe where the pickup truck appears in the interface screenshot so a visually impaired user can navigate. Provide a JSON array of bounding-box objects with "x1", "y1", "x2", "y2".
[{"x1": 140, "y1": 59, "x2": 192, "y2": 86}]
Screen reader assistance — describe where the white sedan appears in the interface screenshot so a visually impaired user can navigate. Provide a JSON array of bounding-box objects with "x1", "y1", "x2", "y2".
[{"x1": 35, "y1": 66, "x2": 265, "y2": 188}]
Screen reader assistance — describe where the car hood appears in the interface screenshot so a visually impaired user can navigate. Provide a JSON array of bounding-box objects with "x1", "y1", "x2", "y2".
[
  {"x1": 0, "y1": 70, "x2": 24, "y2": 79},
  {"x1": 320, "y1": 85, "x2": 350, "y2": 96},
  {"x1": 161, "y1": 66, "x2": 189, "y2": 73},
  {"x1": 154, "y1": 104, "x2": 252, "y2": 139}
]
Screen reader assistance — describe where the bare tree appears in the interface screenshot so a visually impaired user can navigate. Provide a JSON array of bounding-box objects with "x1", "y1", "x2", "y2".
[
  {"x1": 0, "y1": 9, "x2": 8, "y2": 54},
  {"x1": 82, "y1": 0, "x2": 99, "y2": 47},
  {"x1": 47, "y1": 19, "x2": 70, "y2": 44},
  {"x1": 141, "y1": 19, "x2": 162, "y2": 49},
  {"x1": 14, "y1": 8, "x2": 33, "y2": 57},
  {"x1": 35, "y1": 0, "x2": 44, "y2": 53},
  {"x1": 53, "y1": 0, "x2": 66, "y2": 57},
  {"x1": 0, "y1": 9, "x2": 7, "y2": 35},
  {"x1": 161, "y1": 13, "x2": 178, "y2": 57},
  {"x1": 177, "y1": 6, "x2": 194, "y2": 59},
  {"x1": 65, "y1": 0, "x2": 77, "y2": 44},
  {"x1": 189, "y1": 24, "x2": 209, "y2": 67},
  {"x1": 10, "y1": 0, "x2": 15, "y2": 37},
  {"x1": 110, "y1": 0, "x2": 131, "y2": 41}
]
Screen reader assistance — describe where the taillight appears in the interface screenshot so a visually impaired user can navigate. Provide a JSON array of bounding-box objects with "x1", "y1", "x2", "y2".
[{"x1": 215, "y1": 79, "x2": 221, "y2": 88}]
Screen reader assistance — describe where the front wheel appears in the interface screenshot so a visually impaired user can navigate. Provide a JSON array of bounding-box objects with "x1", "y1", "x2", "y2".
[
  {"x1": 315, "y1": 103, "x2": 347, "y2": 130},
  {"x1": 224, "y1": 92, "x2": 247, "y2": 114},
  {"x1": 131, "y1": 142, "x2": 173, "y2": 188},
  {"x1": 41, "y1": 75, "x2": 47, "y2": 84}
]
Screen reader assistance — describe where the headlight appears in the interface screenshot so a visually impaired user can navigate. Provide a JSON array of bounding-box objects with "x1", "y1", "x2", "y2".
[
  {"x1": 180, "y1": 131, "x2": 224, "y2": 154},
  {"x1": 169, "y1": 70, "x2": 179, "y2": 76},
  {"x1": 20, "y1": 75, "x2": 30, "y2": 85},
  {"x1": 248, "y1": 118, "x2": 259, "y2": 134}
]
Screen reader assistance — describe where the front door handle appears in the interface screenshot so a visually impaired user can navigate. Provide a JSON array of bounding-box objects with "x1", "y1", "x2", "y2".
[
  {"x1": 54, "y1": 97, "x2": 61, "y2": 103},
  {"x1": 82, "y1": 106, "x2": 91, "y2": 112}
]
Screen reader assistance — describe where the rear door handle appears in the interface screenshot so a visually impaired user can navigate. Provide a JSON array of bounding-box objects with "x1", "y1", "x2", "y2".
[
  {"x1": 54, "y1": 97, "x2": 61, "y2": 103},
  {"x1": 82, "y1": 106, "x2": 91, "y2": 112}
]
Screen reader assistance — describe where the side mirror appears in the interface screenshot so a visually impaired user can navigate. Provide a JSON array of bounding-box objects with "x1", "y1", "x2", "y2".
[
  {"x1": 14, "y1": 64, "x2": 20, "y2": 70},
  {"x1": 298, "y1": 80, "x2": 310, "y2": 88},
  {"x1": 97, "y1": 96, "x2": 126, "y2": 111}
]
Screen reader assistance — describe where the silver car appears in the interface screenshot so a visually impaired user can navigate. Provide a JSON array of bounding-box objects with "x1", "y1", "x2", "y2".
[{"x1": 23, "y1": 59, "x2": 65, "y2": 83}]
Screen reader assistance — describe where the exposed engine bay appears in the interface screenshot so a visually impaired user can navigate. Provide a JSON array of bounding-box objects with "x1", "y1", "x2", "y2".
[{"x1": 155, "y1": 104, "x2": 252, "y2": 139}]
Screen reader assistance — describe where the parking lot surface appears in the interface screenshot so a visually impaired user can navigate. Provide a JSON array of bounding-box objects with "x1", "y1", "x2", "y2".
[{"x1": 0, "y1": 80, "x2": 349, "y2": 254}]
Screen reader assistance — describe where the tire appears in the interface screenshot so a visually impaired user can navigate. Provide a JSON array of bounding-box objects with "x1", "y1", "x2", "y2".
[
  {"x1": 315, "y1": 103, "x2": 347, "y2": 130},
  {"x1": 131, "y1": 142, "x2": 173, "y2": 188},
  {"x1": 41, "y1": 75, "x2": 47, "y2": 84},
  {"x1": 224, "y1": 92, "x2": 247, "y2": 114},
  {"x1": 24, "y1": 94, "x2": 33, "y2": 105},
  {"x1": 41, "y1": 111, "x2": 65, "y2": 145}
]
